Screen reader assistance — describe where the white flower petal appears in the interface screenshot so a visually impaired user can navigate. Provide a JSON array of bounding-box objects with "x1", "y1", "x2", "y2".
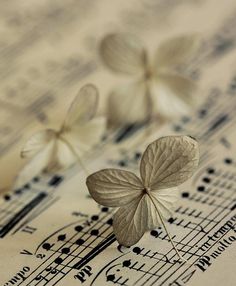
[
  {"x1": 62, "y1": 84, "x2": 99, "y2": 129},
  {"x1": 66, "y1": 117, "x2": 106, "y2": 154},
  {"x1": 108, "y1": 81, "x2": 150, "y2": 126},
  {"x1": 143, "y1": 195, "x2": 162, "y2": 230},
  {"x1": 140, "y1": 136, "x2": 199, "y2": 190},
  {"x1": 151, "y1": 74, "x2": 197, "y2": 119},
  {"x1": 86, "y1": 169, "x2": 143, "y2": 207},
  {"x1": 151, "y1": 187, "x2": 179, "y2": 220},
  {"x1": 155, "y1": 35, "x2": 200, "y2": 70},
  {"x1": 15, "y1": 141, "x2": 54, "y2": 188},
  {"x1": 47, "y1": 138, "x2": 76, "y2": 171},
  {"x1": 100, "y1": 33, "x2": 146, "y2": 75},
  {"x1": 113, "y1": 195, "x2": 149, "y2": 246},
  {"x1": 114, "y1": 191, "x2": 178, "y2": 246},
  {"x1": 21, "y1": 129, "x2": 56, "y2": 158},
  {"x1": 113, "y1": 193, "x2": 175, "y2": 246}
]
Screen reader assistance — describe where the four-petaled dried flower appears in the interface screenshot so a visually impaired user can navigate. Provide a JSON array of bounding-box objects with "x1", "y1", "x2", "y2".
[
  {"x1": 16, "y1": 84, "x2": 106, "y2": 187},
  {"x1": 86, "y1": 136, "x2": 199, "y2": 259},
  {"x1": 100, "y1": 33, "x2": 200, "y2": 126}
]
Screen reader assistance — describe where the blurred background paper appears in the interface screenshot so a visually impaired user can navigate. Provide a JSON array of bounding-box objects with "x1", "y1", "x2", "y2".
[
  {"x1": 1, "y1": 0, "x2": 236, "y2": 190},
  {"x1": 1, "y1": 2, "x2": 236, "y2": 285}
]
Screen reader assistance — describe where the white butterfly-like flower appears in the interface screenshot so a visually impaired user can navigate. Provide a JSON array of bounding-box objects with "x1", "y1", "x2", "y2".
[
  {"x1": 87, "y1": 136, "x2": 199, "y2": 255},
  {"x1": 100, "y1": 33, "x2": 200, "y2": 126},
  {"x1": 16, "y1": 84, "x2": 106, "y2": 187}
]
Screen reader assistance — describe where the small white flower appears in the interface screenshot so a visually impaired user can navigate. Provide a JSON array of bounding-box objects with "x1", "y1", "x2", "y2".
[
  {"x1": 86, "y1": 136, "x2": 199, "y2": 258},
  {"x1": 16, "y1": 84, "x2": 106, "y2": 187},
  {"x1": 100, "y1": 33, "x2": 200, "y2": 126}
]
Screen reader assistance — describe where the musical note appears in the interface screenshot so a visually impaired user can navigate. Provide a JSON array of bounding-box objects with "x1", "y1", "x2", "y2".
[{"x1": 2, "y1": 2, "x2": 236, "y2": 286}]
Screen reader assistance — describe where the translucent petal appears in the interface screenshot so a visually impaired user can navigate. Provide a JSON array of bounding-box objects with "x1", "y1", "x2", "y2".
[
  {"x1": 113, "y1": 189, "x2": 179, "y2": 246},
  {"x1": 46, "y1": 138, "x2": 76, "y2": 171},
  {"x1": 15, "y1": 141, "x2": 55, "y2": 188},
  {"x1": 107, "y1": 81, "x2": 150, "y2": 126},
  {"x1": 155, "y1": 35, "x2": 200, "y2": 70},
  {"x1": 86, "y1": 169, "x2": 143, "y2": 207},
  {"x1": 21, "y1": 129, "x2": 56, "y2": 158},
  {"x1": 150, "y1": 187, "x2": 179, "y2": 220},
  {"x1": 62, "y1": 84, "x2": 99, "y2": 129},
  {"x1": 151, "y1": 74, "x2": 197, "y2": 119},
  {"x1": 143, "y1": 194, "x2": 162, "y2": 230},
  {"x1": 113, "y1": 195, "x2": 149, "y2": 246},
  {"x1": 65, "y1": 117, "x2": 106, "y2": 154},
  {"x1": 140, "y1": 136, "x2": 199, "y2": 190},
  {"x1": 100, "y1": 33, "x2": 146, "y2": 75}
]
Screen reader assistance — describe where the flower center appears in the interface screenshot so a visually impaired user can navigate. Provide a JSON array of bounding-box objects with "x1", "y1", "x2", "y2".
[
  {"x1": 143, "y1": 187, "x2": 151, "y2": 195},
  {"x1": 144, "y1": 68, "x2": 153, "y2": 81}
]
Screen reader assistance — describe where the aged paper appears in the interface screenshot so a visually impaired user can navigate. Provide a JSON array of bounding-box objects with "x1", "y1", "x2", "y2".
[
  {"x1": 1, "y1": 0, "x2": 236, "y2": 285},
  {"x1": 1, "y1": 0, "x2": 236, "y2": 189}
]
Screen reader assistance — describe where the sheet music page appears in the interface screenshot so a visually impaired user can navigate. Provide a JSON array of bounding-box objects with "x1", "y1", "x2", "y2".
[{"x1": 1, "y1": 0, "x2": 236, "y2": 285}]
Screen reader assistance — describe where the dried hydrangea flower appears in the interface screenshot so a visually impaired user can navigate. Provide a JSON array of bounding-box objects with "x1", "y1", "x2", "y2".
[
  {"x1": 87, "y1": 136, "x2": 199, "y2": 260},
  {"x1": 16, "y1": 84, "x2": 106, "y2": 187},
  {"x1": 100, "y1": 33, "x2": 199, "y2": 126}
]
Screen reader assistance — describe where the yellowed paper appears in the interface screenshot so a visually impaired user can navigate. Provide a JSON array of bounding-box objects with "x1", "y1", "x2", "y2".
[{"x1": 1, "y1": 1, "x2": 236, "y2": 286}]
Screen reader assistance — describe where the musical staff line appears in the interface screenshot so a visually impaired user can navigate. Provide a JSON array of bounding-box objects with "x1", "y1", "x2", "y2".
[
  {"x1": 19, "y1": 209, "x2": 114, "y2": 285},
  {"x1": 163, "y1": 221, "x2": 236, "y2": 286},
  {"x1": 136, "y1": 169, "x2": 236, "y2": 285},
  {"x1": 48, "y1": 220, "x2": 115, "y2": 286},
  {"x1": 148, "y1": 197, "x2": 236, "y2": 286},
  {"x1": 0, "y1": 192, "x2": 47, "y2": 238}
]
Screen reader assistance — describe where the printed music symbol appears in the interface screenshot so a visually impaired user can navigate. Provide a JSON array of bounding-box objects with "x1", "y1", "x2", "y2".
[{"x1": 35, "y1": 274, "x2": 49, "y2": 282}]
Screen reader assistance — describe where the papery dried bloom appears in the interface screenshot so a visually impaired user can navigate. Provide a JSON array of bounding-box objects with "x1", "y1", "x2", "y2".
[
  {"x1": 100, "y1": 33, "x2": 200, "y2": 126},
  {"x1": 16, "y1": 84, "x2": 106, "y2": 187},
  {"x1": 87, "y1": 136, "x2": 199, "y2": 260}
]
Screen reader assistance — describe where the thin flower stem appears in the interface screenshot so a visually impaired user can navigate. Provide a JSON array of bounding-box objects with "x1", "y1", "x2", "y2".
[
  {"x1": 148, "y1": 194, "x2": 187, "y2": 262},
  {"x1": 59, "y1": 136, "x2": 90, "y2": 176}
]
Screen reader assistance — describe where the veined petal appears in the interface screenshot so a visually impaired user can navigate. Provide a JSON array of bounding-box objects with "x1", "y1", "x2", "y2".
[
  {"x1": 100, "y1": 33, "x2": 146, "y2": 75},
  {"x1": 155, "y1": 34, "x2": 200, "y2": 70},
  {"x1": 86, "y1": 169, "x2": 143, "y2": 207},
  {"x1": 114, "y1": 194, "x2": 173, "y2": 246},
  {"x1": 140, "y1": 136, "x2": 199, "y2": 190},
  {"x1": 21, "y1": 129, "x2": 56, "y2": 158},
  {"x1": 142, "y1": 194, "x2": 162, "y2": 231},
  {"x1": 150, "y1": 187, "x2": 179, "y2": 220},
  {"x1": 108, "y1": 81, "x2": 150, "y2": 126},
  {"x1": 151, "y1": 74, "x2": 197, "y2": 119},
  {"x1": 113, "y1": 195, "x2": 149, "y2": 246},
  {"x1": 62, "y1": 84, "x2": 99, "y2": 129},
  {"x1": 143, "y1": 188, "x2": 179, "y2": 231}
]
